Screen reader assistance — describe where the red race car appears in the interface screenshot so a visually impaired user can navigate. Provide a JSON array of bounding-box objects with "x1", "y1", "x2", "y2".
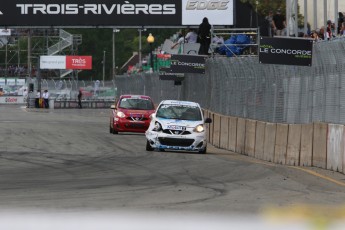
[{"x1": 109, "y1": 95, "x2": 155, "y2": 134}]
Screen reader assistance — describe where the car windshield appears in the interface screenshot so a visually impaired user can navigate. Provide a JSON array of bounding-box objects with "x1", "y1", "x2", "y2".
[
  {"x1": 119, "y1": 98, "x2": 154, "y2": 110},
  {"x1": 156, "y1": 104, "x2": 202, "y2": 121}
]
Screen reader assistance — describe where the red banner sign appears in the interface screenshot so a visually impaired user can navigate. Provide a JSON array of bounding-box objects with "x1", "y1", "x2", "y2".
[{"x1": 66, "y1": 56, "x2": 92, "y2": 70}]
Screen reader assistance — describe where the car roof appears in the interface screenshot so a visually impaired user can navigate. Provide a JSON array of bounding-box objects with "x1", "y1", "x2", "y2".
[
  {"x1": 119, "y1": 95, "x2": 152, "y2": 100},
  {"x1": 159, "y1": 100, "x2": 200, "y2": 107}
]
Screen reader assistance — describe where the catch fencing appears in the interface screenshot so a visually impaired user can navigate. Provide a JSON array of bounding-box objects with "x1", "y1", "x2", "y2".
[{"x1": 115, "y1": 37, "x2": 345, "y2": 124}]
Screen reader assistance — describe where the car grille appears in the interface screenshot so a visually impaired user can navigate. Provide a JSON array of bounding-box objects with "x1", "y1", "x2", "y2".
[
  {"x1": 126, "y1": 116, "x2": 148, "y2": 121},
  {"x1": 162, "y1": 129, "x2": 191, "y2": 135},
  {"x1": 158, "y1": 138, "x2": 194, "y2": 147}
]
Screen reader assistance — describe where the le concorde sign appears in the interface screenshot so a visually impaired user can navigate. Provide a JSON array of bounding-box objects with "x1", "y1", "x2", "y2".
[
  {"x1": 259, "y1": 37, "x2": 313, "y2": 66},
  {"x1": 0, "y1": 0, "x2": 233, "y2": 27}
]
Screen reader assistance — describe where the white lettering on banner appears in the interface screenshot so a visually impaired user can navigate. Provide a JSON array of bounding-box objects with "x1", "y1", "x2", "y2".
[
  {"x1": 186, "y1": 0, "x2": 229, "y2": 10},
  {"x1": 72, "y1": 58, "x2": 86, "y2": 65},
  {"x1": 16, "y1": 3, "x2": 176, "y2": 15},
  {"x1": 176, "y1": 61, "x2": 205, "y2": 68},
  {"x1": 270, "y1": 49, "x2": 312, "y2": 56}
]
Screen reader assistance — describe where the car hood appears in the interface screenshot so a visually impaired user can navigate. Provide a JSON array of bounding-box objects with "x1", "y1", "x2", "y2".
[
  {"x1": 120, "y1": 109, "x2": 155, "y2": 117},
  {"x1": 156, "y1": 118, "x2": 202, "y2": 128}
]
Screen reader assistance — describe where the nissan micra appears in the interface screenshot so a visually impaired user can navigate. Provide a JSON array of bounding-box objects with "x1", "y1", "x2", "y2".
[
  {"x1": 145, "y1": 100, "x2": 212, "y2": 153},
  {"x1": 110, "y1": 95, "x2": 155, "y2": 134}
]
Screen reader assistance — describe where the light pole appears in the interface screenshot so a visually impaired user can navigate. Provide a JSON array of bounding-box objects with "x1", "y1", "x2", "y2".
[
  {"x1": 112, "y1": 29, "x2": 120, "y2": 80},
  {"x1": 138, "y1": 28, "x2": 146, "y2": 70},
  {"x1": 102, "y1": 50, "x2": 105, "y2": 87},
  {"x1": 147, "y1": 33, "x2": 154, "y2": 72}
]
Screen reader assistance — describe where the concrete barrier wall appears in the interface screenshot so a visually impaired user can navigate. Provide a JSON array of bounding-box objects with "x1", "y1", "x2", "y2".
[
  {"x1": 300, "y1": 124, "x2": 313, "y2": 166},
  {"x1": 213, "y1": 113, "x2": 221, "y2": 148},
  {"x1": 286, "y1": 124, "x2": 301, "y2": 166},
  {"x1": 263, "y1": 122, "x2": 276, "y2": 162},
  {"x1": 327, "y1": 124, "x2": 344, "y2": 172},
  {"x1": 228, "y1": 117, "x2": 237, "y2": 152},
  {"x1": 274, "y1": 124, "x2": 289, "y2": 164},
  {"x1": 245, "y1": 119, "x2": 256, "y2": 157},
  {"x1": 236, "y1": 118, "x2": 246, "y2": 154},
  {"x1": 205, "y1": 112, "x2": 345, "y2": 175},
  {"x1": 220, "y1": 116, "x2": 229, "y2": 149},
  {"x1": 313, "y1": 123, "x2": 328, "y2": 169},
  {"x1": 254, "y1": 121, "x2": 265, "y2": 160}
]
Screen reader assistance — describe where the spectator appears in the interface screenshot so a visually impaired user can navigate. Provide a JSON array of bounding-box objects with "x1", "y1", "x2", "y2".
[
  {"x1": 310, "y1": 30, "x2": 319, "y2": 40},
  {"x1": 319, "y1": 26, "x2": 328, "y2": 40},
  {"x1": 35, "y1": 90, "x2": 41, "y2": 108},
  {"x1": 23, "y1": 88, "x2": 28, "y2": 99},
  {"x1": 171, "y1": 32, "x2": 185, "y2": 53},
  {"x1": 326, "y1": 20, "x2": 333, "y2": 39},
  {"x1": 273, "y1": 8, "x2": 286, "y2": 36},
  {"x1": 338, "y1": 12, "x2": 344, "y2": 34},
  {"x1": 185, "y1": 28, "x2": 198, "y2": 43},
  {"x1": 265, "y1": 10, "x2": 275, "y2": 37},
  {"x1": 42, "y1": 89, "x2": 49, "y2": 109},
  {"x1": 198, "y1": 17, "x2": 212, "y2": 55},
  {"x1": 78, "y1": 90, "x2": 82, "y2": 109},
  {"x1": 340, "y1": 22, "x2": 345, "y2": 36}
]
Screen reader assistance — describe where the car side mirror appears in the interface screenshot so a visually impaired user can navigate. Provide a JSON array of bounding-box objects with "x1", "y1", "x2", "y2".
[
  {"x1": 205, "y1": 118, "x2": 212, "y2": 123},
  {"x1": 110, "y1": 105, "x2": 116, "y2": 109}
]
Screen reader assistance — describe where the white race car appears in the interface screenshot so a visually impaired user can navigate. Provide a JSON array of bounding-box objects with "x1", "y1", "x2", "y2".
[{"x1": 145, "y1": 100, "x2": 212, "y2": 153}]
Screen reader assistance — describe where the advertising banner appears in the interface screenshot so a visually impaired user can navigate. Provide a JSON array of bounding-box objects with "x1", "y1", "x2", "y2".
[
  {"x1": 40, "y1": 56, "x2": 92, "y2": 70},
  {"x1": 0, "y1": 0, "x2": 181, "y2": 27},
  {"x1": 66, "y1": 56, "x2": 92, "y2": 70},
  {"x1": 259, "y1": 37, "x2": 313, "y2": 66},
  {"x1": 40, "y1": 56, "x2": 66, "y2": 69},
  {"x1": 169, "y1": 54, "x2": 206, "y2": 74},
  {"x1": 158, "y1": 55, "x2": 206, "y2": 74},
  {"x1": 0, "y1": 29, "x2": 11, "y2": 36},
  {"x1": 182, "y1": 0, "x2": 234, "y2": 25}
]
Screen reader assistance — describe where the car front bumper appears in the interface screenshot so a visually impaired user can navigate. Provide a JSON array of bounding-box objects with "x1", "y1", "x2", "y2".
[
  {"x1": 114, "y1": 119, "x2": 150, "y2": 133},
  {"x1": 146, "y1": 130, "x2": 207, "y2": 151}
]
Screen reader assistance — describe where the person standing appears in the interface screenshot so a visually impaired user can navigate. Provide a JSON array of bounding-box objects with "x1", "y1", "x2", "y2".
[
  {"x1": 273, "y1": 9, "x2": 286, "y2": 36},
  {"x1": 42, "y1": 90, "x2": 49, "y2": 109},
  {"x1": 198, "y1": 17, "x2": 212, "y2": 55},
  {"x1": 185, "y1": 28, "x2": 198, "y2": 43},
  {"x1": 265, "y1": 10, "x2": 275, "y2": 37},
  {"x1": 78, "y1": 90, "x2": 82, "y2": 109},
  {"x1": 35, "y1": 90, "x2": 41, "y2": 108}
]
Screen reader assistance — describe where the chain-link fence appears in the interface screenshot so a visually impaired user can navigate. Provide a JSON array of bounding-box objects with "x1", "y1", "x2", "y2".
[
  {"x1": 25, "y1": 78, "x2": 116, "y2": 101},
  {"x1": 114, "y1": 37, "x2": 345, "y2": 125}
]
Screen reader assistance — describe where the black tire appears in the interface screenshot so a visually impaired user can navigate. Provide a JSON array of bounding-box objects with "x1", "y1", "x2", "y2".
[
  {"x1": 146, "y1": 140, "x2": 154, "y2": 151},
  {"x1": 198, "y1": 146, "x2": 207, "y2": 154},
  {"x1": 112, "y1": 128, "x2": 118, "y2": 134}
]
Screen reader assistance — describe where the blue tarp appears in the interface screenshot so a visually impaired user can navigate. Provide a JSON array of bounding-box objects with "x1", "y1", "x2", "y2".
[{"x1": 218, "y1": 35, "x2": 251, "y2": 57}]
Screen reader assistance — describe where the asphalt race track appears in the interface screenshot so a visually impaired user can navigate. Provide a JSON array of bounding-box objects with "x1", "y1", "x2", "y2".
[{"x1": 1, "y1": 105, "x2": 345, "y2": 229}]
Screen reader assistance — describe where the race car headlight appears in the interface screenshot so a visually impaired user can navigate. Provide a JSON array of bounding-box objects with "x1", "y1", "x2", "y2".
[
  {"x1": 116, "y1": 111, "x2": 126, "y2": 118},
  {"x1": 194, "y1": 124, "x2": 204, "y2": 133},
  {"x1": 153, "y1": 122, "x2": 162, "y2": 131}
]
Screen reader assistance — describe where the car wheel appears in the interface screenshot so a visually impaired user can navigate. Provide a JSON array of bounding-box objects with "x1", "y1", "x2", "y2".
[
  {"x1": 112, "y1": 128, "x2": 118, "y2": 134},
  {"x1": 146, "y1": 140, "x2": 154, "y2": 151},
  {"x1": 198, "y1": 146, "x2": 207, "y2": 154}
]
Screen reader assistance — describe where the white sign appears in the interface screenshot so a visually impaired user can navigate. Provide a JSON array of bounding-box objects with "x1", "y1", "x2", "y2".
[
  {"x1": 16, "y1": 79, "x2": 26, "y2": 86},
  {"x1": 0, "y1": 96, "x2": 25, "y2": 104},
  {"x1": 6, "y1": 78, "x2": 16, "y2": 85},
  {"x1": 182, "y1": 0, "x2": 234, "y2": 26},
  {"x1": 40, "y1": 56, "x2": 66, "y2": 69},
  {"x1": 0, "y1": 29, "x2": 11, "y2": 36}
]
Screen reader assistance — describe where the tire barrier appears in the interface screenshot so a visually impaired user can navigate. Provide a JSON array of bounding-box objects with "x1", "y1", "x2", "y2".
[{"x1": 203, "y1": 109, "x2": 345, "y2": 175}]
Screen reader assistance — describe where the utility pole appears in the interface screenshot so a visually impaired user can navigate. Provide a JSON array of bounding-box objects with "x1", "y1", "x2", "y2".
[{"x1": 103, "y1": 50, "x2": 105, "y2": 87}]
